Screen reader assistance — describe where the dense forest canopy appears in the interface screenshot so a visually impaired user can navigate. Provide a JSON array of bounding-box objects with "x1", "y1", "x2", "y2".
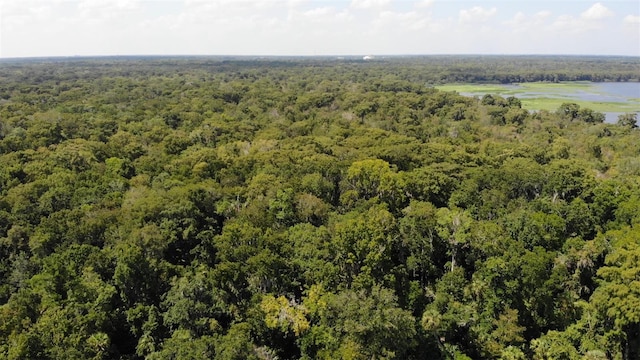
[{"x1": 0, "y1": 56, "x2": 639, "y2": 359}]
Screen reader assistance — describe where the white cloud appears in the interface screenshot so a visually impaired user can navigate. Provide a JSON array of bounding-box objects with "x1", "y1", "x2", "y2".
[
  {"x1": 1, "y1": 1, "x2": 66, "y2": 33},
  {"x1": 552, "y1": 15, "x2": 584, "y2": 32},
  {"x1": 415, "y1": 0, "x2": 433, "y2": 8},
  {"x1": 0, "y1": 0, "x2": 638, "y2": 57},
  {"x1": 182, "y1": 0, "x2": 281, "y2": 16},
  {"x1": 303, "y1": 7, "x2": 333, "y2": 17},
  {"x1": 184, "y1": 0, "x2": 272, "y2": 6},
  {"x1": 350, "y1": 0, "x2": 391, "y2": 10},
  {"x1": 374, "y1": 10, "x2": 429, "y2": 31},
  {"x1": 294, "y1": 6, "x2": 353, "y2": 26},
  {"x1": 77, "y1": 0, "x2": 140, "y2": 20},
  {"x1": 535, "y1": 11, "x2": 552, "y2": 20},
  {"x1": 459, "y1": 6, "x2": 496, "y2": 24},
  {"x1": 78, "y1": 0, "x2": 139, "y2": 10},
  {"x1": 0, "y1": 0, "x2": 53, "y2": 20},
  {"x1": 549, "y1": 2, "x2": 616, "y2": 35},
  {"x1": 581, "y1": 2, "x2": 613, "y2": 20},
  {"x1": 624, "y1": 14, "x2": 640, "y2": 24},
  {"x1": 542, "y1": 3, "x2": 616, "y2": 35},
  {"x1": 504, "y1": 10, "x2": 552, "y2": 33},
  {"x1": 503, "y1": 12, "x2": 527, "y2": 32}
]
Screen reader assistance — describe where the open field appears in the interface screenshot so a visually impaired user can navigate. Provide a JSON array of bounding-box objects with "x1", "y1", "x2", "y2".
[{"x1": 436, "y1": 82, "x2": 640, "y2": 113}]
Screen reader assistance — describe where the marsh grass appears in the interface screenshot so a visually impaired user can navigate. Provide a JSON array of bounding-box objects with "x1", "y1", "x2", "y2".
[{"x1": 436, "y1": 82, "x2": 640, "y2": 112}]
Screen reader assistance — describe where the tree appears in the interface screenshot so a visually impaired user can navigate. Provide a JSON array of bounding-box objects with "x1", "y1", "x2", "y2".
[
  {"x1": 506, "y1": 96, "x2": 522, "y2": 108},
  {"x1": 530, "y1": 330, "x2": 580, "y2": 360},
  {"x1": 557, "y1": 103, "x2": 580, "y2": 121},
  {"x1": 215, "y1": 323, "x2": 258, "y2": 360},
  {"x1": 331, "y1": 205, "x2": 398, "y2": 288},
  {"x1": 505, "y1": 108, "x2": 528, "y2": 126},
  {"x1": 399, "y1": 200, "x2": 442, "y2": 287},
  {"x1": 162, "y1": 267, "x2": 229, "y2": 337},
  {"x1": 260, "y1": 294, "x2": 309, "y2": 337},
  {"x1": 146, "y1": 329, "x2": 216, "y2": 360},
  {"x1": 577, "y1": 108, "x2": 605, "y2": 124},
  {"x1": 435, "y1": 208, "x2": 472, "y2": 272},
  {"x1": 618, "y1": 113, "x2": 638, "y2": 128},
  {"x1": 477, "y1": 308, "x2": 526, "y2": 357},
  {"x1": 590, "y1": 228, "x2": 640, "y2": 360},
  {"x1": 288, "y1": 223, "x2": 336, "y2": 286},
  {"x1": 422, "y1": 267, "x2": 476, "y2": 358},
  {"x1": 302, "y1": 284, "x2": 417, "y2": 359},
  {"x1": 343, "y1": 159, "x2": 405, "y2": 211}
]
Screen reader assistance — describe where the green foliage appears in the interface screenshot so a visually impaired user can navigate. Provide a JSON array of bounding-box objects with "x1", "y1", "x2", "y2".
[
  {"x1": 617, "y1": 113, "x2": 638, "y2": 128},
  {"x1": 590, "y1": 228, "x2": 640, "y2": 359},
  {"x1": 302, "y1": 284, "x2": 416, "y2": 359},
  {"x1": 0, "y1": 57, "x2": 638, "y2": 359},
  {"x1": 531, "y1": 330, "x2": 580, "y2": 360},
  {"x1": 343, "y1": 159, "x2": 405, "y2": 210},
  {"x1": 260, "y1": 294, "x2": 309, "y2": 336},
  {"x1": 162, "y1": 267, "x2": 229, "y2": 336}
]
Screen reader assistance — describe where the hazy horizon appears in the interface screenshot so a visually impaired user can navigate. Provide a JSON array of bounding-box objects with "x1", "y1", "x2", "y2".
[{"x1": 2, "y1": 54, "x2": 640, "y2": 61}]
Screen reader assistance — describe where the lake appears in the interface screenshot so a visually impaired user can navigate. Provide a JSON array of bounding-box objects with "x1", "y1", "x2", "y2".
[{"x1": 437, "y1": 82, "x2": 640, "y2": 123}]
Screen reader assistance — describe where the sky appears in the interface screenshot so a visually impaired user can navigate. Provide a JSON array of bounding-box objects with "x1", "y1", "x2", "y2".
[{"x1": 0, "y1": 0, "x2": 639, "y2": 58}]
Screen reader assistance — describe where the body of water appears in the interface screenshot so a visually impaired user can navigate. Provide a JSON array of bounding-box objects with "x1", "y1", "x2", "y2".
[
  {"x1": 458, "y1": 82, "x2": 640, "y2": 124},
  {"x1": 593, "y1": 82, "x2": 640, "y2": 99}
]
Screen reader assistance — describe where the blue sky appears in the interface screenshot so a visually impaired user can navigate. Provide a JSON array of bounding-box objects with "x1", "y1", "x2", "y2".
[{"x1": 0, "y1": 0, "x2": 638, "y2": 57}]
